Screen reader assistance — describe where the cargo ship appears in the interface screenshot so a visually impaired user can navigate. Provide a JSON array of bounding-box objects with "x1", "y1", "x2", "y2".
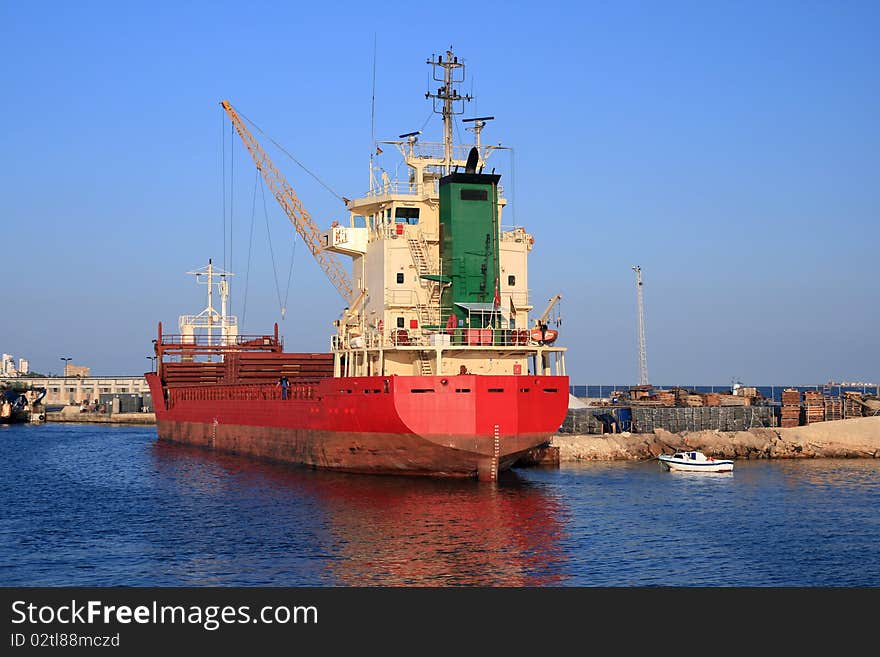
[{"x1": 146, "y1": 50, "x2": 568, "y2": 480}]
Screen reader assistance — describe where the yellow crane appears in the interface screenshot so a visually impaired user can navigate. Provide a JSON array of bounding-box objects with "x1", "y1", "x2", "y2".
[{"x1": 220, "y1": 100, "x2": 354, "y2": 302}]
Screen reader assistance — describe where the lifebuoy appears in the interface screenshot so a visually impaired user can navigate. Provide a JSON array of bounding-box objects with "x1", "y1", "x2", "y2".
[{"x1": 377, "y1": 320, "x2": 384, "y2": 334}]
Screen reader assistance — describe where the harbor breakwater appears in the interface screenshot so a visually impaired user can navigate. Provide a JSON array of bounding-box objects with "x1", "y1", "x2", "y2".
[{"x1": 551, "y1": 416, "x2": 880, "y2": 461}]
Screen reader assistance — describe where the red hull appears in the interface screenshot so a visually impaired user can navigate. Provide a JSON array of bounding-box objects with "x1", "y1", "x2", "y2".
[{"x1": 146, "y1": 372, "x2": 568, "y2": 479}]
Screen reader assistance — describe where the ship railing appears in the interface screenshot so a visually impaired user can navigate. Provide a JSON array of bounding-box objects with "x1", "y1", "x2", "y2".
[
  {"x1": 386, "y1": 289, "x2": 418, "y2": 307},
  {"x1": 500, "y1": 227, "x2": 533, "y2": 243},
  {"x1": 365, "y1": 180, "x2": 439, "y2": 198},
  {"x1": 364, "y1": 178, "x2": 506, "y2": 200},
  {"x1": 379, "y1": 223, "x2": 440, "y2": 243},
  {"x1": 159, "y1": 334, "x2": 281, "y2": 349},
  {"x1": 385, "y1": 327, "x2": 541, "y2": 348},
  {"x1": 332, "y1": 331, "x2": 384, "y2": 351},
  {"x1": 330, "y1": 327, "x2": 554, "y2": 350},
  {"x1": 397, "y1": 141, "x2": 505, "y2": 164},
  {"x1": 167, "y1": 381, "x2": 320, "y2": 407}
]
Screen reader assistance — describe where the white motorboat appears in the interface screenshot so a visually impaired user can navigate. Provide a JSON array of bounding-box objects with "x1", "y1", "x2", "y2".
[{"x1": 658, "y1": 451, "x2": 734, "y2": 473}]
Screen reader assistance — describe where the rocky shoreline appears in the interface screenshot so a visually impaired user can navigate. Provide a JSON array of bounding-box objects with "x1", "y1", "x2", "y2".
[{"x1": 552, "y1": 416, "x2": 880, "y2": 461}]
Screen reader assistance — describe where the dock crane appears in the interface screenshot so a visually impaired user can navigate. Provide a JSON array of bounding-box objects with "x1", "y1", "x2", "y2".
[
  {"x1": 531, "y1": 294, "x2": 562, "y2": 345},
  {"x1": 220, "y1": 100, "x2": 354, "y2": 303}
]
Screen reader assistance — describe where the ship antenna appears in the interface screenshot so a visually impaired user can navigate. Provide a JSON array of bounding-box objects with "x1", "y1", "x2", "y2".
[
  {"x1": 426, "y1": 48, "x2": 472, "y2": 175},
  {"x1": 463, "y1": 115, "x2": 495, "y2": 165},
  {"x1": 369, "y1": 33, "x2": 377, "y2": 193}
]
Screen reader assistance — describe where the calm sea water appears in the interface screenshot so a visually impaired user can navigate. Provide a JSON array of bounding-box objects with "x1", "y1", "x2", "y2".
[{"x1": 2, "y1": 423, "x2": 879, "y2": 587}]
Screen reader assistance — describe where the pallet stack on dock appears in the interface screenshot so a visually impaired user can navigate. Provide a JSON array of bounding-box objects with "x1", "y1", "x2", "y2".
[
  {"x1": 843, "y1": 392, "x2": 864, "y2": 418},
  {"x1": 671, "y1": 388, "x2": 691, "y2": 406},
  {"x1": 824, "y1": 395, "x2": 843, "y2": 421},
  {"x1": 780, "y1": 388, "x2": 802, "y2": 427},
  {"x1": 803, "y1": 390, "x2": 825, "y2": 424},
  {"x1": 701, "y1": 392, "x2": 721, "y2": 406}
]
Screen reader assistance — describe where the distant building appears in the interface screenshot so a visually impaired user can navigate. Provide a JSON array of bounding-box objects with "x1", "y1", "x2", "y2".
[
  {"x1": 1, "y1": 354, "x2": 17, "y2": 377},
  {"x1": 66, "y1": 364, "x2": 91, "y2": 378},
  {"x1": 0, "y1": 375, "x2": 150, "y2": 406},
  {"x1": 18, "y1": 358, "x2": 29, "y2": 375}
]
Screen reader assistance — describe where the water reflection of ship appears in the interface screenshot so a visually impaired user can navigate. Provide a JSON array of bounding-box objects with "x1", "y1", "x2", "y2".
[{"x1": 152, "y1": 441, "x2": 568, "y2": 586}]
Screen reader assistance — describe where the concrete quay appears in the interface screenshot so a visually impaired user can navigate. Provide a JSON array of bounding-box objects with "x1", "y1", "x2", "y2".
[
  {"x1": 551, "y1": 416, "x2": 880, "y2": 461},
  {"x1": 46, "y1": 410, "x2": 156, "y2": 425}
]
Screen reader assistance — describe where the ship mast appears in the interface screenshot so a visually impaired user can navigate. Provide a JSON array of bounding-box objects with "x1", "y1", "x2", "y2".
[
  {"x1": 180, "y1": 259, "x2": 238, "y2": 351},
  {"x1": 426, "y1": 49, "x2": 471, "y2": 175}
]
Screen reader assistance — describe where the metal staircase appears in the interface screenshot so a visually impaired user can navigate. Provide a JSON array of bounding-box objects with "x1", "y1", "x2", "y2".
[
  {"x1": 407, "y1": 235, "x2": 440, "y2": 327},
  {"x1": 417, "y1": 354, "x2": 433, "y2": 376}
]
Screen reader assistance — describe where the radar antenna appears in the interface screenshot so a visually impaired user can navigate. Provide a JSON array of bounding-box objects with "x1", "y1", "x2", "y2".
[{"x1": 426, "y1": 49, "x2": 472, "y2": 175}]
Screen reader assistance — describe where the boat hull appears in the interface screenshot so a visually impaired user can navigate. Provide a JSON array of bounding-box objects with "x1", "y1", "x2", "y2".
[
  {"x1": 658, "y1": 457, "x2": 734, "y2": 473},
  {"x1": 147, "y1": 372, "x2": 569, "y2": 479}
]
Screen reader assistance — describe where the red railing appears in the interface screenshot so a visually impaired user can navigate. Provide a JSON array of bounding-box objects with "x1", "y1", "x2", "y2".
[{"x1": 166, "y1": 381, "x2": 320, "y2": 408}]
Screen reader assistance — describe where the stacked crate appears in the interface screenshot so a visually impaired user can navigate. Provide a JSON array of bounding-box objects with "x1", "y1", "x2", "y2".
[
  {"x1": 719, "y1": 394, "x2": 748, "y2": 406},
  {"x1": 824, "y1": 395, "x2": 843, "y2": 421},
  {"x1": 843, "y1": 392, "x2": 864, "y2": 418},
  {"x1": 780, "y1": 388, "x2": 802, "y2": 427},
  {"x1": 653, "y1": 390, "x2": 676, "y2": 406},
  {"x1": 803, "y1": 390, "x2": 825, "y2": 424},
  {"x1": 702, "y1": 392, "x2": 721, "y2": 406},
  {"x1": 685, "y1": 394, "x2": 704, "y2": 407},
  {"x1": 629, "y1": 386, "x2": 652, "y2": 401},
  {"x1": 672, "y1": 387, "x2": 690, "y2": 406}
]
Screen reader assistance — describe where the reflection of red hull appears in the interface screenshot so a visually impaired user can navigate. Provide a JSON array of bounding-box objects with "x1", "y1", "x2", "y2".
[{"x1": 146, "y1": 372, "x2": 568, "y2": 480}]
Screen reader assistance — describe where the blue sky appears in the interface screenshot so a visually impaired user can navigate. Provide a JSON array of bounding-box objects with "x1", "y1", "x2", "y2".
[{"x1": 1, "y1": 0, "x2": 877, "y2": 385}]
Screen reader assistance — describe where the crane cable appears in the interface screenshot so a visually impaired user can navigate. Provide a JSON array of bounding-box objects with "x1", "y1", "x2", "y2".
[
  {"x1": 259, "y1": 175, "x2": 297, "y2": 320},
  {"x1": 235, "y1": 108, "x2": 345, "y2": 204},
  {"x1": 229, "y1": 119, "x2": 234, "y2": 275},
  {"x1": 241, "y1": 169, "x2": 259, "y2": 328},
  {"x1": 236, "y1": 128, "x2": 301, "y2": 327}
]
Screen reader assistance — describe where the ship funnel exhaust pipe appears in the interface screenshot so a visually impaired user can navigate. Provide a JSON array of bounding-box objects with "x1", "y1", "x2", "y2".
[{"x1": 465, "y1": 146, "x2": 479, "y2": 174}]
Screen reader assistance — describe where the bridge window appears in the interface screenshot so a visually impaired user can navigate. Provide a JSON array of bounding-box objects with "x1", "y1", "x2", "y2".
[
  {"x1": 396, "y1": 317, "x2": 405, "y2": 328},
  {"x1": 396, "y1": 272, "x2": 404, "y2": 284},
  {"x1": 395, "y1": 207, "x2": 420, "y2": 225},
  {"x1": 508, "y1": 275, "x2": 516, "y2": 286}
]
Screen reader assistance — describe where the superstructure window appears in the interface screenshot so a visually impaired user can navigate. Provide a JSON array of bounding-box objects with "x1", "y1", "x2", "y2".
[
  {"x1": 508, "y1": 275, "x2": 516, "y2": 286},
  {"x1": 396, "y1": 272, "x2": 404, "y2": 284},
  {"x1": 460, "y1": 188, "x2": 488, "y2": 201},
  {"x1": 396, "y1": 317, "x2": 405, "y2": 328},
  {"x1": 395, "y1": 207, "x2": 420, "y2": 225}
]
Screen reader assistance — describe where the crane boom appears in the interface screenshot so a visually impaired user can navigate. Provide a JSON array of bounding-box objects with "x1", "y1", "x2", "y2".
[
  {"x1": 220, "y1": 100, "x2": 354, "y2": 302},
  {"x1": 535, "y1": 294, "x2": 562, "y2": 326}
]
